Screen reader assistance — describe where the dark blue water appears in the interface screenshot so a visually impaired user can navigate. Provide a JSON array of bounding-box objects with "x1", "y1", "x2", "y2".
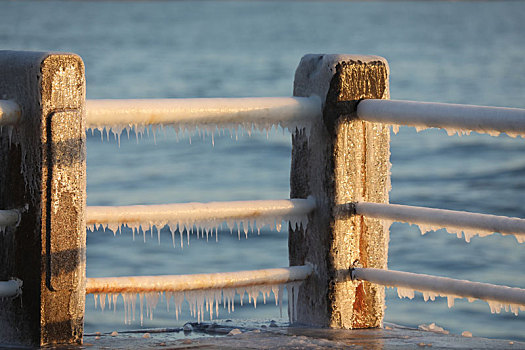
[{"x1": 2, "y1": 0, "x2": 525, "y2": 341}]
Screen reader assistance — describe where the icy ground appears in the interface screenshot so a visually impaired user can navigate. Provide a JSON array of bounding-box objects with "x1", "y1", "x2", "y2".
[{"x1": 80, "y1": 321, "x2": 525, "y2": 349}]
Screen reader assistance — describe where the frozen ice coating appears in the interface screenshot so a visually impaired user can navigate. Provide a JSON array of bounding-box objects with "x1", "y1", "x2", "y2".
[
  {"x1": 85, "y1": 97, "x2": 322, "y2": 142},
  {"x1": 86, "y1": 266, "x2": 312, "y2": 324},
  {"x1": 418, "y1": 323, "x2": 449, "y2": 335},
  {"x1": 0, "y1": 279, "x2": 22, "y2": 299},
  {"x1": 352, "y1": 268, "x2": 525, "y2": 315},
  {"x1": 0, "y1": 209, "x2": 21, "y2": 230},
  {"x1": 358, "y1": 99, "x2": 525, "y2": 138},
  {"x1": 86, "y1": 198, "x2": 315, "y2": 246},
  {"x1": 0, "y1": 100, "x2": 21, "y2": 126},
  {"x1": 355, "y1": 202, "x2": 525, "y2": 243},
  {"x1": 91, "y1": 284, "x2": 296, "y2": 325},
  {"x1": 90, "y1": 123, "x2": 305, "y2": 146}
]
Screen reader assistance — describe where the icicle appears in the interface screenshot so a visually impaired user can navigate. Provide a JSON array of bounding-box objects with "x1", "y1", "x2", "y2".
[
  {"x1": 447, "y1": 295, "x2": 455, "y2": 308},
  {"x1": 112, "y1": 293, "x2": 118, "y2": 312},
  {"x1": 391, "y1": 124, "x2": 400, "y2": 134},
  {"x1": 278, "y1": 284, "x2": 284, "y2": 318},
  {"x1": 139, "y1": 293, "x2": 144, "y2": 326},
  {"x1": 100, "y1": 293, "x2": 106, "y2": 311}
]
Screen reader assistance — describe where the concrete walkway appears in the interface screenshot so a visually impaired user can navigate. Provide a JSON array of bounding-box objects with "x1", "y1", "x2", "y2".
[{"x1": 76, "y1": 322, "x2": 524, "y2": 349}]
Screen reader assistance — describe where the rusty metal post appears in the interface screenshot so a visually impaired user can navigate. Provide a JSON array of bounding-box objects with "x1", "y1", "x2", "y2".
[
  {"x1": 290, "y1": 54, "x2": 390, "y2": 328},
  {"x1": 0, "y1": 51, "x2": 86, "y2": 346}
]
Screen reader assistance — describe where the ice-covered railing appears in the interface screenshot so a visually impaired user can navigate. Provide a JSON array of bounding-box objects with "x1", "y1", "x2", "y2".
[
  {"x1": 357, "y1": 99, "x2": 525, "y2": 138},
  {"x1": 85, "y1": 97, "x2": 322, "y2": 142},
  {"x1": 351, "y1": 268, "x2": 525, "y2": 315},
  {"x1": 335, "y1": 69, "x2": 525, "y2": 321},
  {"x1": 86, "y1": 198, "x2": 315, "y2": 246},
  {"x1": 85, "y1": 266, "x2": 312, "y2": 324},
  {"x1": 355, "y1": 202, "x2": 525, "y2": 243},
  {"x1": 348, "y1": 97, "x2": 525, "y2": 316},
  {"x1": 83, "y1": 97, "x2": 322, "y2": 325}
]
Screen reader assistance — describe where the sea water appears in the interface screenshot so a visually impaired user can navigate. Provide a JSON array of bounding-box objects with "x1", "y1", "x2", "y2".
[{"x1": 1, "y1": 0, "x2": 525, "y2": 342}]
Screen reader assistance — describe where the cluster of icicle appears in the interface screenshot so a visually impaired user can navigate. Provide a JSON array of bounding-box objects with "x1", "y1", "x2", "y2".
[
  {"x1": 394, "y1": 287, "x2": 525, "y2": 316},
  {"x1": 391, "y1": 124, "x2": 524, "y2": 138},
  {"x1": 88, "y1": 122, "x2": 311, "y2": 146},
  {"x1": 383, "y1": 220, "x2": 524, "y2": 244},
  {"x1": 87, "y1": 217, "x2": 307, "y2": 248},
  {"x1": 92, "y1": 282, "x2": 301, "y2": 325},
  {"x1": 415, "y1": 222, "x2": 525, "y2": 244}
]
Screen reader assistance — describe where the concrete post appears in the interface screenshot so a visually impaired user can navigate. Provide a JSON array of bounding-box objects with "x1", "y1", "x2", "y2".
[
  {"x1": 0, "y1": 51, "x2": 86, "y2": 346},
  {"x1": 290, "y1": 54, "x2": 390, "y2": 328}
]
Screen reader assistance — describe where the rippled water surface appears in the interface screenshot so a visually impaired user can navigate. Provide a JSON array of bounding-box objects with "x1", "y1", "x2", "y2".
[{"x1": 1, "y1": 0, "x2": 524, "y2": 341}]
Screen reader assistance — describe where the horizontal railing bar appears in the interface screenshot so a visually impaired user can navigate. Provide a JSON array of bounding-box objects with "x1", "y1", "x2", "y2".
[
  {"x1": 86, "y1": 265, "x2": 313, "y2": 294},
  {"x1": 0, "y1": 100, "x2": 21, "y2": 126},
  {"x1": 352, "y1": 267, "x2": 525, "y2": 306},
  {"x1": 0, "y1": 209, "x2": 20, "y2": 227},
  {"x1": 86, "y1": 97, "x2": 321, "y2": 129},
  {"x1": 0, "y1": 279, "x2": 22, "y2": 298},
  {"x1": 357, "y1": 99, "x2": 525, "y2": 136},
  {"x1": 86, "y1": 198, "x2": 316, "y2": 226},
  {"x1": 355, "y1": 202, "x2": 525, "y2": 238}
]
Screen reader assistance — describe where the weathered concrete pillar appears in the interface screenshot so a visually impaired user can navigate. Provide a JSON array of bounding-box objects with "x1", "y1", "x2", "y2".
[
  {"x1": 0, "y1": 51, "x2": 86, "y2": 346},
  {"x1": 290, "y1": 54, "x2": 390, "y2": 328}
]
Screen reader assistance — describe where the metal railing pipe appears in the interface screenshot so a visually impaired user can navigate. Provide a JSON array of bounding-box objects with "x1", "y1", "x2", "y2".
[
  {"x1": 86, "y1": 198, "x2": 316, "y2": 226},
  {"x1": 357, "y1": 99, "x2": 525, "y2": 137},
  {"x1": 355, "y1": 202, "x2": 525, "y2": 241},
  {"x1": 0, "y1": 100, "x2": 21, "y2": 126},
  {"x1": 352, "y1": 268, "x2": 525, "y2": 307},
  {"x1": 0, "y1": 209, "x2": 19, "y2": 227},
  {"x1": 86, "y1": 265, "x2": 313, "y2": 294},
  {"x1": 86, "y1": 96, "x2": 321, "y2": 129},
  {"x1": 0, "y1": 279, "x2": 22, "y2": 298}
]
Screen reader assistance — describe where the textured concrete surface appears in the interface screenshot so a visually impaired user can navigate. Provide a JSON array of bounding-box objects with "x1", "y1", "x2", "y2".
[
  {"x1": 290, "y1": 54, "x2": 391, "y2": 329},
  {"x1": 0, "y1": 51, "x2": 86, "y2": 347},
  {"x1": 65, "y1": 322, "x2": 525, "y2": 349}
]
